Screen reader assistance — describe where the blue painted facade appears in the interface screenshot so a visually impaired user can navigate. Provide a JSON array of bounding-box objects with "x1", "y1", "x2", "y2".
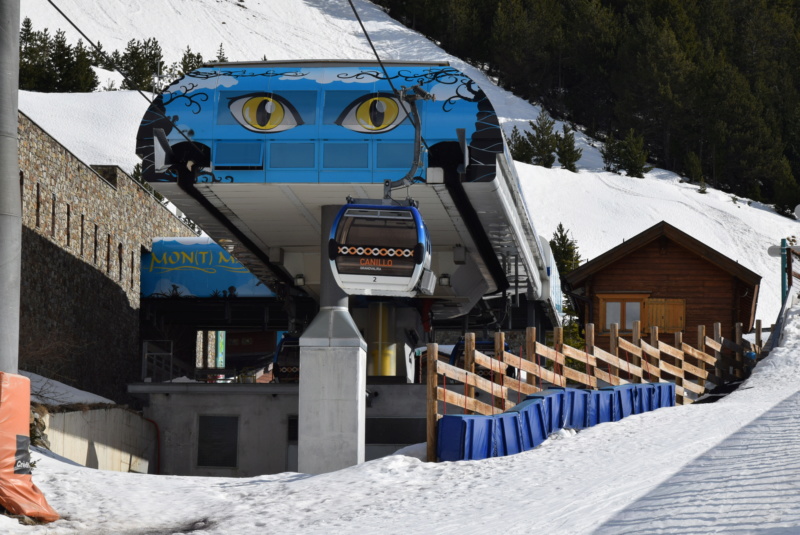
[
  {"x1": 137, "y1": 63, "x2": 503, "y2": 186},
  {"x1": 141, "y1": 238, "x2": 274, "y2": 298}
]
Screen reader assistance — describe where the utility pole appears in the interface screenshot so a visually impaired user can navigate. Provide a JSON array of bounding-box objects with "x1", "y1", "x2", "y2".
[{"x1": 0, "y1": 0, "x2": 21, "y2": 373}]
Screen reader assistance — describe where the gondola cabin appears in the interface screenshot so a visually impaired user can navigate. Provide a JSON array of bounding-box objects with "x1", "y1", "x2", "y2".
[{"x1": 329, "y1": 204, "x2": 433, "y2": 296}]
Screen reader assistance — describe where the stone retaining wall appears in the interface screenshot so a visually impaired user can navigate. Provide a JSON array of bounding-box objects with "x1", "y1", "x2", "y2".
[{"x1": 17, "y1": 112, "x2": 197, "y2": 402}]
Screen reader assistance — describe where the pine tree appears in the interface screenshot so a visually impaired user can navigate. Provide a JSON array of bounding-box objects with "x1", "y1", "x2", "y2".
[
  {"x1": 213, "y1": 43, "x2": 228, "y2": 63},
  {"x1": 619, "y1": 129, "x2": 651, "y2": 178},
  {"x1": 120, "y1": 38, "x2": 164, "y2": 91},
  {"x1": 90, "y1": 41, "x2": 108, "y2": 68},
  {"x1": 555, "y1": 124, "x2": 582, "y2": 172},
  {"x1": 526, "y1": 112, "x2": 558, "y2": 168},
  {"x1": 550, "y1": 223, "x2": 583, "y2": 348},
  {"x1": 180, "y1": 46, "x2": 204, "y2": 75},
  {"x1": 50, "y1": 30, "x2": 74, "y2": 91},
  {"x1": 507, "y1": 125, "x2": 534, "y2": 164},
  {"x1": 600, "y1": 134, "x2": 622, "y2": 173},
  {"x1": 602, "y1": 130, "x2": 651, "y2": 178},
  {"x1": 19, "y1": 20, "x2": 53, "y2": 91},
  {"x1": 550, "y1": 223, "x2": 581, "y2": 276},
  {"x1": 70, "y1": 41, "x2": 99, "y2": 91},
  {"x1": 683, "y1": 151, "x2": 705, "y2": 192},
  {"x1": 491, "y1": 0, "x2": 532, "y2": 92}
]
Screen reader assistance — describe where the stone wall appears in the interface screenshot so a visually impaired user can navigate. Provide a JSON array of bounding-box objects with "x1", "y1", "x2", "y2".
[{"x1": 17, "y1": 112, "x2": 197, "y2": 402}]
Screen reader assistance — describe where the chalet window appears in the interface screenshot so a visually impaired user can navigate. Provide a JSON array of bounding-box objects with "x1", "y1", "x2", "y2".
[
  {"x1": 646, "y1": 298, "x2": 685, "y2": 333},
  {"x1": 598, "y1": 293, "x2": 648, "y2": 332}
]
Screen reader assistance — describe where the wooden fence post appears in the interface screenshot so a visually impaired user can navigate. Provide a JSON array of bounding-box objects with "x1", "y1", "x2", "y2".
[
  {"x1": 610, "y1": 323, "x2": 619, "y2": 380},
  {"x1": 464, "y1": 333, "x2": 476, "y2": 414},
  {"x1": 674, "y1": 331, "x2": 684, "y2": 392},
  {"x1": 426, "y1": 342, "x2": 438, "y2": 462},
  {"x1": 631, "y1": 320, "x2": 642, "y2": 371},
  {"x1": 585, "y1": 323, "x2": 595, "y2": 354},
  {"x1": 735, "y1": 322, "x2": 743, "y2": 378},
  {"x1": 697, "y1": 325, "x2": 705, "y2": 354},
  {"x1": 696, "y1": 325, "x2": 707, "y2": 390},
  {"x1": 713, "y1": 322, "x2": 723, "y2": 380},
  {"x1": 554, "y1": 326, "x2": 565, "y2": 386},
  {"x1": 494, "y1": 331, "x2": 506, "y2": 410},
  {"x1": 610, "y1": 323, "x2": 619, "y2": 357},
  {"x1": 585, "y1": 323, "x2": 594, "y2": 380},
  {"x1": 525, "y1": 327, "x2": 536, "y2": 386},
  {"x1": 649, "y1": 325, "x2": 659, "y2": 382},
  {"x1": 553, "y1": 327, "x2": 563, "y2": 359},
  {"x1": 755, "y1": 319, "x2": 762, "y2": 353}
]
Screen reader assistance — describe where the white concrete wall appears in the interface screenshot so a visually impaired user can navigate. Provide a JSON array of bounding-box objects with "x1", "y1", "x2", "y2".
[
  {"x1": 298, "y1": 346, "x2": 366, "y2": 474},
  {"x1": 139, "y1": 384, "x2": 300, "y2": 477},
  {"x1": 129, "y1": 382, "x2": 428, "y2": 477},
  {"x1": 43, "y1": 407, "x2": 156, "y2": 473}
]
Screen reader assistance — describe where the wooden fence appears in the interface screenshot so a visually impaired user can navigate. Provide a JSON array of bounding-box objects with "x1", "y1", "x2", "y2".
[{"x1": 426, "y1": 320, "x2": 761, "y2": 462}]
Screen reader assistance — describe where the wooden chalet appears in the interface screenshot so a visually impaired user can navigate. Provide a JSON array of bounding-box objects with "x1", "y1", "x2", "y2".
[{"x1": 563, "y1": 221, "x2": 760, "y2": 354}]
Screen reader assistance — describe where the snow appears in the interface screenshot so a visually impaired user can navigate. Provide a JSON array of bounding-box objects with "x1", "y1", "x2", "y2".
[{"x1": 9, "y1": 0, "x2": 800, "y2": 532}]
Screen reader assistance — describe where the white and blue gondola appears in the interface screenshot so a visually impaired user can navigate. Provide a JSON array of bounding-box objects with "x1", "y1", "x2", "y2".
[{"x1": 328, "y1": 204, "x2": 433, "y2": 296}]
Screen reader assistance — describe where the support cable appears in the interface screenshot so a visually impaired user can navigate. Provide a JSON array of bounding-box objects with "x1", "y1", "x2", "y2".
[{"x1": 346, "y1": 0, "x2": 427, "y2": 149}]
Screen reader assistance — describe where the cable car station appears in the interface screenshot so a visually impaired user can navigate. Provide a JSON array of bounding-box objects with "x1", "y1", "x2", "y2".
[{"x1": 136, "y1": 60, "x2": 562, "y2": 474}]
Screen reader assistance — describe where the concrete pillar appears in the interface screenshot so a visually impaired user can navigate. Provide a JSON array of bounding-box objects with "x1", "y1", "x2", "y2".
[
  {"x1": 298, "y1": 205, "x2": 366, "y2": 474},
  {"x1": 0, "y1": 0, "x2": 21, "y2": 374}
]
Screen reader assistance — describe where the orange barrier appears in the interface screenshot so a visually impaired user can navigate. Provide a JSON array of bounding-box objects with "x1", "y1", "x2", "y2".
[{"x1": 0, "y1": 373, "x2": 58, "y2": 523}]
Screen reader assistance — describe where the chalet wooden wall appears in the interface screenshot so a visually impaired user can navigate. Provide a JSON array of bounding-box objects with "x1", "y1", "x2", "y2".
[{"x1": 583, "y1": 237, "x2": 756, "y2": 353}]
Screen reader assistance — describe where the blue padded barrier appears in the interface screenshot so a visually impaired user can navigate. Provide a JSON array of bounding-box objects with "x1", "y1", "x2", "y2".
[
  {"x1": 437, "y1": 415, "x2": 493, "y2": 462},
  {"x1": 653, "y1": 382, "x2": 676, "y2": 408},
  {"x1": 564, "y1": 388, "x2": 591, "y2": 429},
  {"x1": 637, "y1": 383, "x2": 657, "y2": 413},
  {"x1": 589, "y1": 388, "x2": 616, "y2": 424},
  {"x1": 493, "y1": 412, "x2": 524, "y2": 457},
  {"x1": 540, "y1": 387, "x2": 593, "y2": 429},
  {"x1": 524, "y1": 389, "x2": 566, "y2": 434},
  {"x1": 603, "y1": 385, "x2": 636, "y2": 419},
  {"x1": 435, "y1": 383, "x2": 677, "y2": 462},
  {"x1": 505, "y1": 398, "x2": 548, "y2": 450}
]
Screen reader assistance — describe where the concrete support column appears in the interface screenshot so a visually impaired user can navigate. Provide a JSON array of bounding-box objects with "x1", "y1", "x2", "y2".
[
  {"x1": 298, "y1": 205, "x2": 366, "y2": 474},
  {"x1": 0, "y1": 0, "x2": 21, "y2": 374}
]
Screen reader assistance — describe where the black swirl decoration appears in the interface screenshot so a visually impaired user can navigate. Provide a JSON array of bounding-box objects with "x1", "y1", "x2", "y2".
[
  {"x1": 163, "y1": 83, "x2": 209, "y2": 115},
  {"x1": 187, "y1": 69, "x2": 309, "y2": 81},
  {"x1": 196, "y1": 172, "x2": 235, "y2": 184}
]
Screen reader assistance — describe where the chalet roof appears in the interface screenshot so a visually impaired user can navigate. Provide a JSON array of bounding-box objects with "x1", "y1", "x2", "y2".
[{"x1": 564, "y1": 221, "x2": 762, "y2": 287}]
